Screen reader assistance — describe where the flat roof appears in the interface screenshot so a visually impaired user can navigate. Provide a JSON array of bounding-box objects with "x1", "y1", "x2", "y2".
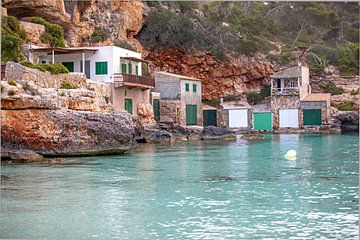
[
  {"x1": 302, "y1": 93, "x2": 331, "y2": 102},
  {"x1": 30, "y1": 47, "x2": 98, "y2": 55},
  {"x1": 156, "y1": 71, "x2": 202, "y2": 81},
  {"x1": 122, "y1": 56, "x2": 150, "y2": 63}
]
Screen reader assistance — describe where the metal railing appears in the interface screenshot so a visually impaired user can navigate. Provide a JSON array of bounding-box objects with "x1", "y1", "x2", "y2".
[
  {"x1": 113, "y1": 73, "x2": 155, "y2": 87},
  {"x1": 271, "y1": 87, "x2": 299, "y2": 95}
]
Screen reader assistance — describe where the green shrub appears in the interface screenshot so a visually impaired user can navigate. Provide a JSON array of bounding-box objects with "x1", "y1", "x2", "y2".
[
  {"x1": 337, "y1": 101, "x2": 354, "y2": 111},
  {"x1": 7, "y1": 89, "x2": 15, "y2": 96},
  {"x1": 22, "y1": 82, "x2": 30, "y2": 91},
  {"x1": 324, "y1": 82, "x2": 344, "y2": 95},
  {"x1": 0, "y1": 84, "x2": 4, "y2": 93},
  {"x1": 7, "y1": 79, "x2": 17, "y2": 86},
  {"x1": 20, "y1": 61, "x2": 35, "y2": 68},
  {"x1": 245, "y1": 91, "x2": 262, "y2": 105},
  {"x1": 204, "y1": 98, "x2": 221, "y2": 108},
  {"x1": 91, "y1": 27, "x2": 110, "y2": 43},
  {"x1": 1, "y1": 34, "x2": 24, "y2": 62},
  {"x1": 29, "y1": 17, "x2": 65, "y2": 47},
  {"x1": 350, "y1": 89, "x2": 359, "y2": 96},
  {"x1": 60, "y1": 82, "x2": 77, "y2": 89},
  {"x1": 260, "y1": 86, "x2": 271, "y2": 97},
  {"x1": 21, "y1": 62, "x2": 69, "y2": 74},
  {"x1": 104, "y1": 96, "x2": 109, "y2": 104}
]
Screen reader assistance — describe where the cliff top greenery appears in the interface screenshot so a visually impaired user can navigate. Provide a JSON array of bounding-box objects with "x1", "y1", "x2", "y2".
[{"x1": 138, "y1": 1, "x2": 359, "y2": 76}]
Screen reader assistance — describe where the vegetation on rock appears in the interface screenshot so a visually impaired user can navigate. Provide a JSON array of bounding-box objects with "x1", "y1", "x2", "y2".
[
  {"x1": 7, "y1": 89, "x2": 15, "y2": 96},
  {"x1": 21, "y1": 61, "x2": 69, "y2": 74},
  {"x1": 60, "y1": 82, "x2": 77, "y2": 89},
  {"x1": 29, "y1": 17, "x2": 65, "y2": 47},
  {"x1": 245, "y1": 91, "x2": 262, "y2": 105},
  {"x1": 91, "y1": 27, "x2": 110, "y2": 43},
  {"x1": 350, "y1": 89, "x2": 359, "y2": 96},
  {"x1": 7, "y1": 79, "x2": 17, "y2": 86},
  {"x1": 1, "y1": 16, "x2": 27, "y2": 62},
  {"x1": 337, "y1": 101, "x2": 354, "y2": 111},
  {"x1": 324, "y1": 82, "x2": 344, "y2": 95},
  {"x1": 139, "y1": 2, "x2": 359, "y2": 75}
]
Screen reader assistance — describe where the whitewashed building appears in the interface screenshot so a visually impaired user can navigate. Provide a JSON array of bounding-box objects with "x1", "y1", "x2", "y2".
[{"x1": 29, "y1": 45, "x2": 154, "y2": 116}]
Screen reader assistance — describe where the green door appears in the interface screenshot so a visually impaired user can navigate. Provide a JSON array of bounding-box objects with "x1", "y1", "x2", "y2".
[
  {"x1": 254, "y1": 112, "x2": 272, "y2": 130},
  {"x1": 124, "y1": 98, "x2": 133, "y2": 115},
  {"x1": 203, "y1": 110, "x2": 217, "y2": 126},
  {"x1": 153, "y1": 99, "x2": 160, "y2": 122},
  {"x1": 62, "y1": 62, "x2": 74, "y2": 72},
  {"x1": 303, "y1": 109, "x2": 321, "y2": 126},
  {"x1": 121, "y1": 63, "x2": 127, "y2": 74},
  {"x1": 186, "y1": 104, "x2": 197, "y2": 125}
]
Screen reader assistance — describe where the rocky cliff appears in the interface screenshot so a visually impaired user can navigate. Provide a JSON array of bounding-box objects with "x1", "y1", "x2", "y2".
[{"x1": 146, "y1": 47, "x2": 276, "y2": 99}]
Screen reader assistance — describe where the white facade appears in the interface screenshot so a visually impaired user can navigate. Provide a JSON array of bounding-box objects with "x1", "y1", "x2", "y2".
[
  {"x1": 228, "y1": 109, "x2": 248, "y2": 128},
  {"x1": 34, "y1": 46, "x2": 142, "y2": 82},
  {"x1": 279, "y1": 109, "x2": 299, "y2": 128}
]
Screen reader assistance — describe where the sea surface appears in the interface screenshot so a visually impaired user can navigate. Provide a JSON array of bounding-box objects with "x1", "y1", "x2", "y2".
[{"x1": 1, "y1": 134, "x2": 358, "y2": 239}]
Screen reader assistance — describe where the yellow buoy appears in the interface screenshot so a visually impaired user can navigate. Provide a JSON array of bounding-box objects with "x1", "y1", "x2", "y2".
[{"x1": 285, "y1": 150, "x2": 297, "y2": 160}]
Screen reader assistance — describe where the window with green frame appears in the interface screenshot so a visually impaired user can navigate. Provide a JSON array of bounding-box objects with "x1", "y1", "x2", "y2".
[
  {"x1": 95, "y1": 62, "x2": 108, "y2": 75},
  {"x1": 193, "y1": 84, "x2": 197, "y2": 92},
  {"x1": 135, "y1": 65, "x2": 139, "y2": 75},
  {"x1": 121, "y1": 63, "x2": 127, "y2": 74},
  {"x1": 128, "y1": 63, "x2": 132, "y2": 74},
  {"x1": 185, "y1": 83, "x2": 189, "y2": 91},
  {"x1": 62, "y1": 62, "x2": 74, "y2": 72}
]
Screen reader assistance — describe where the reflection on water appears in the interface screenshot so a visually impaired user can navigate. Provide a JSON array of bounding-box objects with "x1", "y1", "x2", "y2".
[{"x1": 1, "y1": 134, "x2": 358, "y2": 239}]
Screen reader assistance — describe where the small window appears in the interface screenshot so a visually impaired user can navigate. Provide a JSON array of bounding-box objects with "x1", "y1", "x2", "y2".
[
  {"x1": 135, "y1": 65, "x2": 139, "y2": 75},
  {"x1": 128, "y1": 63, "x2": 132, "y2": 74},
  {"x1": 290, "y1": 80, "x2": 298, "y2": 88},
  {"x1": 62, "y1": 62, "x2": 74, "y2": 72},
  {"x1": 185, "y1": 83, "x2": 189, "y2": 91},
  {"x1": 95, "y1": 62, "x2": 108, "y2": 75},
  {"x1": 193, "y1": 84, "x2": 197, "y2": 92}
]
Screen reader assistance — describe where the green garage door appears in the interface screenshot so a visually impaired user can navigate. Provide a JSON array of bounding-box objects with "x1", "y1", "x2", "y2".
[
  {"x1": 203, "y1": 110, "x2": 217, "y2": 126},
  {"x1": 62, "y1": 62, "x2": 74, "y2": 72},
  {"x1": 303, "y1": 109, "x2": 321, "y2": 126},
  {"x1": 254, "y1": 112, "x2": 272, "y2": 130},
  {"x1": 186, "y1": 105, "x2": 197, "y2": 125}
]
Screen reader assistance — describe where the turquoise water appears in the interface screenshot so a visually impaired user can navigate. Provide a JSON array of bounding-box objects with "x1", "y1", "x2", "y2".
[{"x1": 1, "y1": 134, "x2": 358, "y2": 239}]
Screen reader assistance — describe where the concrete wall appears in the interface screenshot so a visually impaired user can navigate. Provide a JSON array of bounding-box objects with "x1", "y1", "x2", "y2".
[
  {"x1": 111, "y1": 86, "x2": 150, "y2": 116},
  {"x1": 153, "y1": 73, "x2": 181, "y2": 100},
  {"x1": 271, "y1": 95, "x2": 301, "y2": 129},
  {"x1": 300, "y1": 66, "x2": 310, "y2": 99},
  {"x1": 34, "y1": 46, "x2": 142, "y2": 83}
]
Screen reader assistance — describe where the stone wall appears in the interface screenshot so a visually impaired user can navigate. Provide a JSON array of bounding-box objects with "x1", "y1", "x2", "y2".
[
  {"x1": 271, "y1": 95, "x2": 301, "y2": 129},
  {"x1": 159, "y1": 99, "x2": 182, "y2": 124}
]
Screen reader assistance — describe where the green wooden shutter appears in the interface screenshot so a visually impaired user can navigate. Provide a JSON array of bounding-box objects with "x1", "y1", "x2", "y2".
[
  {"x1": 128, "y1": 63, "x2": 132, "y2": 74},
  {"x1": 135, "y1": 65, "x2": 139, "y2": 75},
  {"x1": 186, "y1": 104, "x2": 197, "y2": 125},
  {"x1": 124, "y1": 98, "x2": 133, "y2": 115},
  {"x1": 303, "y1": 109, "x2": 321, "y2": 126},
  {"x1": 254, "y1": 112, "x2": 272, "y2": 130},
  {"x1": 153, "y1": 99, "x2": 160, "y2": 122},
  {"x1": 185, "y1": 83, "x2": 189, "y2": 92},
  {"x1": 95, "y1": 62, "x2": 108, "y2": 75},
  {"x1": 121, "y1": 63, "x2": 127, "y2": 74},
  {"x1": 193, "y1": 84, "x2": 197, "y2": 92},
  {"x1": 62, "y1": 62, "x2": 74, "y2": 72}
]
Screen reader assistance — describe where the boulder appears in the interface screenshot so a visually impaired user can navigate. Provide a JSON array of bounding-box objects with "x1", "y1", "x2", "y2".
[
  {"x1": 1, "y1": 109, "x2": 143, "y2": 156},
  {"x1": 334, "y1": 112, "x2": 359, "y2": 133},
  {"x1": 143, "y1": 125, "x2": 172, "y2": 143},
  {"x1": 8, "y1": 149, "x2": 45, "y2": 163},
  {"x1": 240, "y1": 134, "x2": 266, "y2": 140},
  {"x1": 200, "y1": 126, "x2": 236, "y2": 140}
]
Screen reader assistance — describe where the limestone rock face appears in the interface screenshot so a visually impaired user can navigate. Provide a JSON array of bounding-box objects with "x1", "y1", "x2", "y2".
[
  {"x1": 3, "y1": 0, "x2": 71, "y2": 26},
  {"x1": 20, "y1": 21, "x2": 45, "y2": 45},
  {"x1": 1, "y1": 109, "x2": 143, "y2": 156},
  {"x1": 146, "y1": 48, "x2": 277, "y2": 99},
  {"x1": 137, "y1": 103, "x2": 156, "y2": 126}
]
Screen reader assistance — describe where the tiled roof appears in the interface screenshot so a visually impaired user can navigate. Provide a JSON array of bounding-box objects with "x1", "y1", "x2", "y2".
[
  {"x1": 155, "y1": 71, "x2": 202, "y2": 81},
  {"x1": 271, "y1": 66, "x2": 301, "y2": 78},
  {"x1": 302, "y1": 93, "x2": 331, "y2": 102}
]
